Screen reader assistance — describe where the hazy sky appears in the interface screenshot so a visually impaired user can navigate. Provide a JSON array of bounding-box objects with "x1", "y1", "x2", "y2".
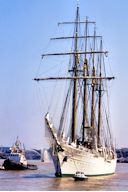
[{"x1": 0, "y1": 0, "x2": 127, "y2": 149}]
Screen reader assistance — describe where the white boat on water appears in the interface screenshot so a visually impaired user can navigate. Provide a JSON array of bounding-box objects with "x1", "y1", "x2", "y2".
[
  {"x1": 73, "y1": 171, "x2": 88, "y2": 181},
  {"x1": 34, "y1": 4, "x2": 117, "y2": 177},
  {"x1": 45, "y1": 113, "x2": 116, "y2": 176},
  {"x1": 3, "y1": 137, "x2": 37, "y2": 170}
]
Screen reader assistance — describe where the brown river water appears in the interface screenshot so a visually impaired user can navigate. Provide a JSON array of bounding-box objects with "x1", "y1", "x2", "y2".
[{"x1": 0, "y1": 160, "x2": 128, "y2": 191}]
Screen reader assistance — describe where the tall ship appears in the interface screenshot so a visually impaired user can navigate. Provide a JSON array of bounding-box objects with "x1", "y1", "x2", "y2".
[{"x1": 34, "y1": 5, "x2": 117, "y2": 176}]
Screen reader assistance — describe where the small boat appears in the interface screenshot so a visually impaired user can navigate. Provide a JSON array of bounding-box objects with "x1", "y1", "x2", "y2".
[
  {"x1": 3, "y1": 157, "x2": 28, "y2": 170},
  {"x1": 73, "y1": 172, "x2": 88, "y2": 181},
  {"x1": 3, "y1": 137, "x2": 37, "y2": 170}
]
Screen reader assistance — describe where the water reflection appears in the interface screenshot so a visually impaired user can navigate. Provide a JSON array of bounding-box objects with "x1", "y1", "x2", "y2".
[{"x1": 0, "y1": 160, "x2": 128, "y2": 190}]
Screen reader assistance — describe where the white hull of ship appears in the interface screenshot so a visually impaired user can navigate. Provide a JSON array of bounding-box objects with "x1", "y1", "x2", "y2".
[{"x1": 49, "y1": 143, "x2": 117, "y2": 177}]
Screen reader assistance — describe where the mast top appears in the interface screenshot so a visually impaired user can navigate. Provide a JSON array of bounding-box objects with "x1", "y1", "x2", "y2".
[{"x1": 77, "y1": 0, "x2": 79, "y2": 5}]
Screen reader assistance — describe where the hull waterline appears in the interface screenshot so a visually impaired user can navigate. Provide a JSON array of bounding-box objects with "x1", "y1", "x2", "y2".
[{"x1": 49, "y1": 144, "x2": 117, "y2": 177}]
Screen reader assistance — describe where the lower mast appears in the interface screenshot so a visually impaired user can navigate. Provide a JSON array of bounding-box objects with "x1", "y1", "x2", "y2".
[{"x1": 71, "y1": 5, "x2": 79, "y2": 142}]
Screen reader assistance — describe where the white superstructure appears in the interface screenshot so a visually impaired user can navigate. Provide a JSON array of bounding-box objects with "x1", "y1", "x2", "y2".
[{"x1": 46, "y1": 113, "x2": 116, "y2": 177}]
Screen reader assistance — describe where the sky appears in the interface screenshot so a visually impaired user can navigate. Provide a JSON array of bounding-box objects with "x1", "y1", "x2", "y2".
[{"x1": 0, "y1": 0, "x2": 128, "y2": 149}]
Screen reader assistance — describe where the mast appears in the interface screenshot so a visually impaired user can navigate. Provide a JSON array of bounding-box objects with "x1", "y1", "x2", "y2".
[
  {"x1": 82, "y1": 18, "x2": 88, "y2": 143},
  {"x1": 34, "y1": 6, "x2": 115, "y2": 149},
  {"x1": 91, "y1": 28, "x2": 96, "y2": 130},
  {"x1": 71, "y1": 5, "x2": 79, "y2": 142},
  {"x1": 97, "y1": 39, "x2": 103, "y2": 146},
  {"x1": 91, "y1": 66, "x2": 95, "y2": 129}
]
